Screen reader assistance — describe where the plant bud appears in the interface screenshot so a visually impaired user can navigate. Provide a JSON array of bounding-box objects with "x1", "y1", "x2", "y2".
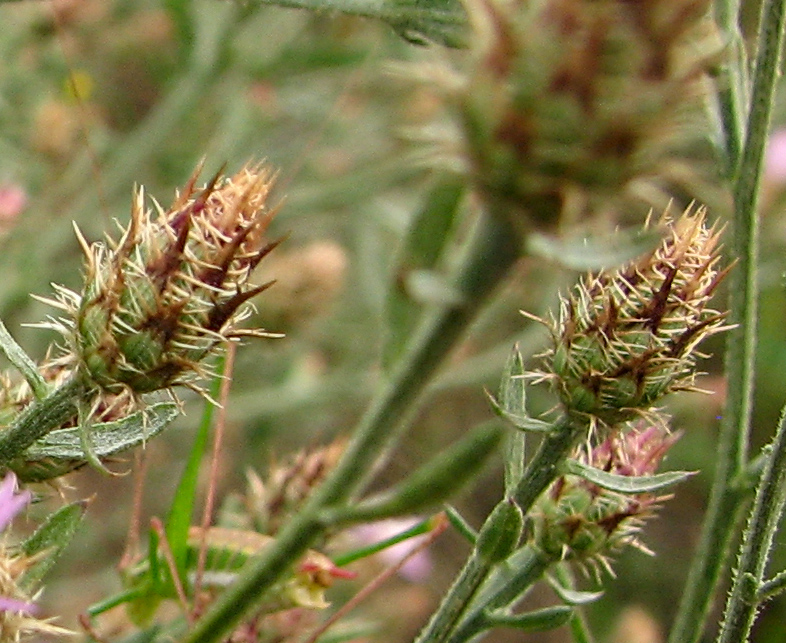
[
  {"x1": 532, "y1": 205, "x2": 729, "y2": 427},
  {"x1": 531, "y1": 425, "x2": 677, "y2": 571},
  {"x1": 39, "y1": 163, "x2": 280, "y2": 395}
]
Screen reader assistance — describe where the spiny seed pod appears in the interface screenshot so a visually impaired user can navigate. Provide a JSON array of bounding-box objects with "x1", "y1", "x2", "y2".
[
  {"x1": 38, "y1": 163, "x2": 281, "y2": 395},
  {"x1": 437, "y1": 0, "x2": 719, "y2": 232},
  {"x1": 531, "y1": 425, "x2": 677, "y2": 573},
  {"x1": 530, "y1": 204, "x2": 729, "y2": 428}
]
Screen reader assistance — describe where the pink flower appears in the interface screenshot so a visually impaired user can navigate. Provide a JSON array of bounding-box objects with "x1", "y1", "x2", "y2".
[
  {"x1": 765, "y1": 129, "x2": 786, "y2": 183},
  {"x1": 0, "y1": 472, "x2": 31, "y2": 534},
  {"x1": 350, "y1": 518, "x2": 433, "y2": 583},
  {"x1": 0, "y1": 185, "x2": 27, "y2": 222}
]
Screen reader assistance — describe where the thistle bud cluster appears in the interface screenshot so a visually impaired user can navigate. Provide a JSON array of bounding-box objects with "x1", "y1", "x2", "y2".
[
  {"x1": 532, "y1": 205, "x2": 728, "y2": 428},
  {"x1": 443, "y1": 0, "x2": 718, "y2": 231},
  {"x1": 40, "y1": 163, "x2": 280, "y2": 396},
  {"x1": 531, "y1": 425, "x2": 676, "y2": 571}
]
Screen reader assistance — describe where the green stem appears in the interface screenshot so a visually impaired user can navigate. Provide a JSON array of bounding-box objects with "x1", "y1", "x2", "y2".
[
  {"x1": 0, "y1": 376, "x2": 87, "y2": 466},
  {"x1": 445, "y1": 545, "x2": 554, "y2": 643},
  {"x1": 180, "y1": 210, "x2": 522, "y2": 643},
  {"x1": 716, "y1": 403, "x2": 786, "y2": 643},
  {"x1": 412, "y1": 550, "x2": 496, "y2": 643},
  {"x1": 512, "y1": 416, "x2": 583, "y2": 513},
  {"x1": 669, "y1": 1, "x2": 785, "y2": 641}
]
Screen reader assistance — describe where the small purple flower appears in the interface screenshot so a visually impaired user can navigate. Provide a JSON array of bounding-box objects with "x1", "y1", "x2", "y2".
[{"x1": 0, "y1": 472, "x2": 31, "y2": 533}]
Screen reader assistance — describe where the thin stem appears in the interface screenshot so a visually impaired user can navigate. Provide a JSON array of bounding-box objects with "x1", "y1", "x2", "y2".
[
  {"x1": 180, "y1": 211, "x2": 522, "y2": 643},
  {"x1": 669, "y1": 0, "x2": 786, "y2": 640},
  {"x1": 445, "y1": 545, "x2": 554, "y2": 643},
  {"x1": 512, "y1": 416, "x2": 582, "y2": 513},
  {"x1": 0, "y1": 376, "x2": 87, "y2": 466},
  {"x1": 716, "y1": 403, "x2": 786, "y2": 643}
]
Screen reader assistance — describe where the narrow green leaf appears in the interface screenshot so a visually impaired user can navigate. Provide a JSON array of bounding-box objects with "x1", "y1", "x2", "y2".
[
  {"x1": 527, "y1": 227, "x2": 663, "y2": 271},
  {"x1": 20, "y1": 500, "x2": 88, "y2": 590},
  {"x1": 561, "y1": 459, "x2": 694, "y2": 493},
  {"x1": 0, "y1": 320, "x2": 47, "y2": 400},
  {"x1": 14, "y1": 403, "x2": 180, "y2": 481},
  {"x1": 445, "y1": 505, "x2": 478, "y2": 544},
  {"x1": 332, "y1": 516, "x2": 434, "y2": 567},
  {"x1": 383, "y1": 177, "x2": 465, "y2": 368},
  {"x1": 166, "y1": 356, "x2": 225, "y2": 582},
  {"x1": 485, "y1": 605, "x2": 574, "y2": 632},
  {"x1": 328, "y1": 421, "x2": 503, "y2": 524},
  {"x1": 488, "y1": 393, "x2": 553, "y2": 433}
]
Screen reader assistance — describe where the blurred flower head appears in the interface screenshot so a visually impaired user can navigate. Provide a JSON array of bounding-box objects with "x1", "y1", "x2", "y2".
[{"x1": 426, "y1": 0, "x2": 720, "y2": 234}]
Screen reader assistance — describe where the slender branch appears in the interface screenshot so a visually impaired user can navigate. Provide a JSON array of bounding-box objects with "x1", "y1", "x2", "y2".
[{"x1": 717, "y1": 402, "x2": 786, "y2": 643}]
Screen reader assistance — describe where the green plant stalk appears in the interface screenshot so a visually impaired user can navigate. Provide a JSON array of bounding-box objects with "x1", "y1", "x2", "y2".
[
  {"x1": 412, "y1": 547, "x2": 498, "y2": 643},
  {"x1": 180, "y1": 210, "x2": 522, "y2": 643},
  {"x1": 445, "y1": 544, "x2": 555, "y2": 643},
  {"x1": 512, "y1": 416, "x2": 582, "y2": 513},
  {"x1": 712, "y1": 0, "x2": 747, "y2": 169},
  {"x1": 0, "y1": 376, "x2": 87, "y2": 466},
  {"x1": 716, "y1": 403, "x2": 786, "y2": 643},
  {"x1": 247, "y1": 0, "x2": 468, "y2": 47},
  {"x1": 669, "y1": 1, "x2": 786, "y2": 641}
]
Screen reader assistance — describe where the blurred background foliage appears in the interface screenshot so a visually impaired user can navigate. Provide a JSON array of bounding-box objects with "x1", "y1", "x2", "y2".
[{"x1": 0, "y1": 0, "x2": 785, "y2": 642}]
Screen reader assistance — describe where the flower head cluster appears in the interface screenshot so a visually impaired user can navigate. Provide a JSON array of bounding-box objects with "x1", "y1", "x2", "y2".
[
  {"x1": 0, "y1": 473, "x2": 69, "y2": 640},
  {"x1": 40, "y1": 163, "x2": 280, "y2": 395},
  {"x1": 434, "y1": 0, "x2": 719, "y2": 232},
  {"x1": 531, "y1": 425, "x2": 677, "y2": 572},
  {"x1": 532, "y1": 205, "x2": 728, "y2": 428}
]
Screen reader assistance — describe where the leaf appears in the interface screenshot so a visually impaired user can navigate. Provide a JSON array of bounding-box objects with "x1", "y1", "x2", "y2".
[
  {"x1": 527, "y1": 227, "x2": 664, "y2": 271},
  {"x1": 166, "y1": 356, "x2": 225, "y2": 583},
  {"x1": 383, "y1": 177, "x2": 465, "y2": 369},
  {"x1": 20, "y1": 500, "x2": 88, "y2": 590},
  {"x1": 22, "y1": 403, "x2": 179, "y2": 460},
  {"x1": 547, "y1": 576, "x2": 604, "y2": 605},
  {"x1": 487, "y1": 394, "x2": 553, "y2": 433},
  {"x1": 331, "y1": 421, "x2": 503, "y2": 524},
  {"x1": 445, "y1": 505, "x2": 478, "y2": 544},
  {"x1": 561, "y1": 459, "x2": 695, "y2": 493},
  {"x1": 485, "y1": 605, "x2": 574, "y2": 631}
]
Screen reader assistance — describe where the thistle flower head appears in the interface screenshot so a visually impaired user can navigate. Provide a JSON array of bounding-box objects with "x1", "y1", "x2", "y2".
[
  {"x1": 40, "y1": 162, "x2": 280, "y2": 395},
  {"x1": 435, "y1": 0, "x2": 719, "y2": 231},
  {"x1": 531, "y1": 425, "x2": 677, "y2": 572},
  {"x1": 532, "y1": 204, "x2": 728, "y2": 427}
]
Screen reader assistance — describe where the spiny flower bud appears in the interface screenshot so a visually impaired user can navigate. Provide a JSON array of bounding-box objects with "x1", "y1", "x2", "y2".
[
  {"x1": 531, "y1": 204, "x2": 729, "y2": 428},
  {"x1": 439, "y1": 0, "x2": 719, "y2": 231},
  {"x1": 531, "y1": 425, "x2": 676, "y2": 572},
  {"x1": 39, "y1": 163, "x2": 281, "y2": 395}
]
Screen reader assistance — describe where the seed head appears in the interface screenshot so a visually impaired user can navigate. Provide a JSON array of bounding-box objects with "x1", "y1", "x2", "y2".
[
  {"x1": 532, "y1": 204, "x2": 729, "y2": 428},
  {"x1": 39, "y1": 162, "x2": 281, "y2": 395}
]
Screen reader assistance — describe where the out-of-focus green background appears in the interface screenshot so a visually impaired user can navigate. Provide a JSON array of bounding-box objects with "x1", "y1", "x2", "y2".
[{"x1": 0, "y1": 1, "x2": 785, "y2": 641}]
